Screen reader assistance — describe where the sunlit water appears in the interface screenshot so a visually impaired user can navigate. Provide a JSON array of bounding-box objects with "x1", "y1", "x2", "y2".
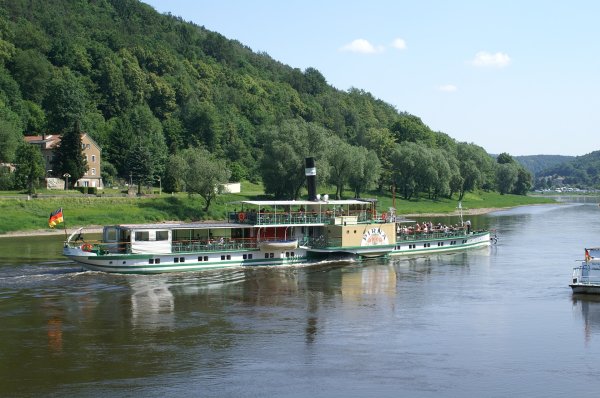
[{"x1": 2, "y1": 202, "x2": 600, "y2": 397}]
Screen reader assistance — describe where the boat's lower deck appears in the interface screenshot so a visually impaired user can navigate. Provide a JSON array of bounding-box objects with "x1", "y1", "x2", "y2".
[{"x1": 390, "y1": 231, "x2": 491, "y2": 256}]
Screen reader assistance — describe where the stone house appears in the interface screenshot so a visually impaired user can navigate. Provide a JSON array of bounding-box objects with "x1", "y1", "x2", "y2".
[{"x1": 24, "y1": 133, "x2": 103, "y2": 189}]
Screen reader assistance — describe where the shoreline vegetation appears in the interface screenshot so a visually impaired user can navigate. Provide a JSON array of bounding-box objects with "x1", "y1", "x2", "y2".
[
  {"x1": 1, "y1": 184, "x2": 560, "y2": 238},
  {"x1": 0, "y1": 206, "x2": 512, "y2": 238}
]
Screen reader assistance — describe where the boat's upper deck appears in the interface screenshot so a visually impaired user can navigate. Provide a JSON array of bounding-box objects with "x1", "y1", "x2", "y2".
[{"x1": 228, "y1": 199, "x2": 382, "y2": 226}]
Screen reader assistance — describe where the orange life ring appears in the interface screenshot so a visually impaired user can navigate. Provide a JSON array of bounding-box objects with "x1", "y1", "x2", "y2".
[
  {"x1": 81, "y1": 243, "x2": 93, "y2": 252},
  {"x1": 238, "y1": 212, "x2": 246, "y2": 222}
]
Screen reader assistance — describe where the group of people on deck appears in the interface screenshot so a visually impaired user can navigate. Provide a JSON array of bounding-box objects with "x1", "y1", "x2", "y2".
[{"x1": 397, "y1": 221, "x2": 466, "y2": 235}]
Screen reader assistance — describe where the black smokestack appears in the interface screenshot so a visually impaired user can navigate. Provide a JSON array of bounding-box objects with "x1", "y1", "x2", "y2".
[{"x1": 305, "y1": 157, "x2": 317, "y2": 201}]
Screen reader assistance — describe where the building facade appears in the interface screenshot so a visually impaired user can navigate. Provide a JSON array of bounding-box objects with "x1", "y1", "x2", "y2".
[{"x1": 24, "y1": 133, "x2": 103, "y2": 189}]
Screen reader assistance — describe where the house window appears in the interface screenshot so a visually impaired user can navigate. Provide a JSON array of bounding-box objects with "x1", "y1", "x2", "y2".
[
  {"x1": 86, "y1": 144, "x2": 90, "y2": 149},
  {"x1": 91, "y1": 168, "x2": 96, "y2": 176},
  {"x1": 92, "y1": 155, "x2": 96, "y2": 163}
]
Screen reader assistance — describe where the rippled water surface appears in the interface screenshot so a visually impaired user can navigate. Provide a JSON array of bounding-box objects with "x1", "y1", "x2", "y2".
[{"x1": 2, "y1": 202, "x2": 600, "y2": 397}]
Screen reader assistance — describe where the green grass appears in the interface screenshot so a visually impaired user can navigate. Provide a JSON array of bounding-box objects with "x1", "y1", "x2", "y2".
[{"x1": 0, "y1": 184, "x2": 558, "y2": 234}]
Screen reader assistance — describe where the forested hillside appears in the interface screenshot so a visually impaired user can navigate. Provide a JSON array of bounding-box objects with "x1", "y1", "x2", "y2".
[
  {"x1": 514, "y1": 155, "x2": 574, "y2": 176},
  {"x1": 0, "y1": 0, "x2": 532, "y2": 204},
  {"x1": 535, "y1": 151, "x2": 600, "y2": 189}
]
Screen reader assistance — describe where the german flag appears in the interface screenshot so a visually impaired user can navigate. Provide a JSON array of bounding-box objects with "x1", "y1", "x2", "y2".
[{"x1": 48, "y1": 208, "x2": 64, "y2": 228}]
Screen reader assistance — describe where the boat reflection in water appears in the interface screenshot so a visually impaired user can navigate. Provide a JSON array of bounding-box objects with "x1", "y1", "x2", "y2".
[
  {"x1": 130, "y1": 276, "x2": 175, "y2": 330},
  {"x1": 572, "y1": 295, "x2": 600, "y2": 344}
]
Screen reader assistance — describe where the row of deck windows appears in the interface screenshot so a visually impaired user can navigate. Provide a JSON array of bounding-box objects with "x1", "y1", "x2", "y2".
[
  {"x1": 396, "y1": 240, "x2": 468, "y2": 251},
  {"x1": 263, "y1": 252, "x2": 296, "y2": 259}
]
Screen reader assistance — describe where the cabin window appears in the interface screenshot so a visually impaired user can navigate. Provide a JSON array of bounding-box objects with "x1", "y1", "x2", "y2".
[
  {"x1": 122, "y1": 261, "x2": 126, "y2": 264},
  {"x1": 265, "y1": 253, "x2": 269, "y2": 259},
  {"x1": 155, "y1": 258, "x2": 160, "y2": 264},
  {"x1": 106, "y1": 228, "x2": 117, "y2": 241},
  {"x1": 270, "y1": 253, "x2": 274, "y2": 258},
  {"x1": 135, "y1": 231, "x2": 150, "y2": 241},
  {"x1": 286, "y1": 252, "x2": 290, "y2": 257},
  {"x1": 156, "y1": 231, "x2": 168, "y2": 241},
  {"x1": 179, "y1": 257, "x2": 185, "y2": 262},
  {"x1": 174, "y1": 257, "x2": 179, "y2": 263},
  {"x1": 243, "y1": 254, "x2": 247, "y2": 259},
  {"x1": 291, "y1": 252, "x2": 294, "y2": 257},
  {"x1": 248, "y1": 254, "x2": 253, "y2": 260},
  {"x1": 204, "y1": 256, "x2": 208, "y2": 261},
  {"x1": 149, "y1": 259, "x2": 154, "y2": 264},
  {"x1": 221, "y1": 255, "x2": 225, "y2": 260},
  {"x1": 226, "y1": 255, "x2": 231, "y2": 260},
  {"x1": 198, "y1": 256, "x2": 203, "y2": 261}
]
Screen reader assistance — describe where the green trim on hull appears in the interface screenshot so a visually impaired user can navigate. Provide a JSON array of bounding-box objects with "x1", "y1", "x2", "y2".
[{"x1": 75, "y1": 256, "x2": 309, "y2": 274}]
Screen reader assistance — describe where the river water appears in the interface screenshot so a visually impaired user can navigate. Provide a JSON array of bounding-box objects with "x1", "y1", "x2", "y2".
[{"x1": 1, "y1": 201, "x2": 600, "y2": 397}]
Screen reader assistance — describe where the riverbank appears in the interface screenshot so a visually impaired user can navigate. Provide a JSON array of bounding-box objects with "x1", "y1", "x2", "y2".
[{"x1": 0, "y1": 206, "x2": 514, "y2": 238}]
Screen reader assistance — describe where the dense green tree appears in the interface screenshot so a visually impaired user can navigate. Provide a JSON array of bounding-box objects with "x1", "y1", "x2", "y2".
[
  {"x1": 259, "y1": 120, "x2": 331, "y2": 199},
  {"x1": 496, "y1": 152, "x2": 514, "y2": 164},
  {"x1": 43, "y1": 68, "x2": 88, "y2": 133},
  {"x1": 163, "y1": 152, "x2": 187, "y2": 193},
  {"x1": 180, "y1": 147, "x2": 230, "y2": 211},
  {"x1": 127, "y1": 138, "x2": 155, "y2": 194},
  {"x1": 328, "y1": 139, "x2": 355, "y2": 199},
  {"x1": 10, "y1": 49, "x2": 52, "y2": 103},
  {"x1": 390, "y1": 114, "x2": 437, "y2": 148},
  {"x1": 51, "y1": 122, "x2": 88, "y2": 188},
  {"x1": 14, "y1": 142, "x2": 44, "y2": 194},
  {"x1": 0, "y1": 101, "x2": 22, "y2": 162},
  {"x1": 348, "y1": 146, "x2": 381, "y2": 198},
  {"x1": 106, "y1": 105, "x2": 167, "y2": 178},
  {"x1": 513, "y1": 167, "x2": 533, "y2": 195},
  {"x1": 496, "y1": 163, "x2": 519, "y2": 195}
]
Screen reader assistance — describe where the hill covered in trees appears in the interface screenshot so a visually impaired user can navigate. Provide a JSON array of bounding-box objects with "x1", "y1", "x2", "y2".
[
  {"x1": 514, "y1": 155, "x2": 574, "y2": 176},
  {"x1": 0, "y1": 0, "x2": 533, "y2": 206},
  {"x1": 534, "y1": 151, "x2": 600, "y2": 189}
]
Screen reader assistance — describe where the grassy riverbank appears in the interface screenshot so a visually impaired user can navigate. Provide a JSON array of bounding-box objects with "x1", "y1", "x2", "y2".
[{"x1": 0, "y1": 183, "x2": 557, "y2": 235}]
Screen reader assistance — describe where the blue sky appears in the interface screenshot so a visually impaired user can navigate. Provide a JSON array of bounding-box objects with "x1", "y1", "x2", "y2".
[{"x1": 143, "y1": 1, "x2": 599, "y2": 157}]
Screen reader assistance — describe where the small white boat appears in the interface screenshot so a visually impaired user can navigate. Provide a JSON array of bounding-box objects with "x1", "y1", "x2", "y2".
[{"x1": 570, "y1": 248, "x2": 600, "y2": 294}]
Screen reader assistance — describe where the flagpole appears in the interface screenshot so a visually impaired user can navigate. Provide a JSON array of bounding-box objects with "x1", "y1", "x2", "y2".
[{"x1": 63, "y1": 214, "x2": 68, "y2": 240}]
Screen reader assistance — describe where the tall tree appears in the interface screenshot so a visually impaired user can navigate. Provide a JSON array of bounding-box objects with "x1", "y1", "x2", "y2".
[
  {"x1": 43, "y1": 68, "x2": 88, "y2": 133},
  {"x1": 181, "y1": 147, "x2": 230, "y2": 211},
  {"x1": 52, "y1": 122, "x2": 87, "y2": 188},
  {"x1": 259, "y1": 120, "x2": 331, "y2": 199},
  {"x1": 14, "y1": 142, "x2": 45, "y2": 194},
  {"x1": 127, "y1": 138, "x2": 155, "y2": 195},
  {"x1": 348, "y1": 146, "x2": 381, "y2": 198}
]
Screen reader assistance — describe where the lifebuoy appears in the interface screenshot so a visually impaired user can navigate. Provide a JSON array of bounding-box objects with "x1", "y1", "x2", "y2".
[
  {"x1": 81, "y1": 243, "x2": 93, "y2": 252},
  {"x1": 238, "y1": 212, "x2": 246, "y2": 222}
]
